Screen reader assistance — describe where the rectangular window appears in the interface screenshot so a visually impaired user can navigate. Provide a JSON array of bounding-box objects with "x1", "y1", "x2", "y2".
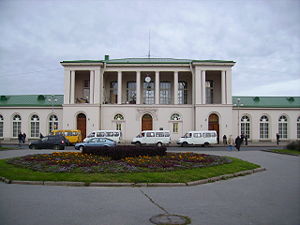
[
  {"x1": 178, "y1": 81, "x2": 188, "y2": 104},
  {"x1": 110, "y1": 81, "x2": 118, "y2": 104},
  {"x1": 13, "y1": 121, "x2": 21, "y2": 138},
  {"x1": 160, "y1": 82, "x2": 171, "y2": 104},
  {"x1": 143, "y1": 82, "x2": 155, "y2": 104},
  {"x1": 127, "y1": 82, "x2": 136, "y2": 104},
  {"x1": 205, "y1": 81, "x2": 214, "y2": 104},
  {"x1": 31, "y1": 122, "x2": 39, "y2": 138},
  {"x1": 116, "y1": 123, "x2": 122, "y2": 131},
  {"x1": 241, "y1": 123, "x2": 250, "y2": 139},
  {"x1": 297, "y1": 123, "x2": 300, "y2": 139},
  {"x1": 260, "y1": 123, "x2": 269, "y2": 139},
  {"x1": 279, "y1": 123, "x2": 287, "y2": 139},
  {"x1": 172, "y1": 123, "x2": 178, "y2": 133},
  {"x1": 156, "y1": 132, "x2": 164, "y2": 137},
  {"x1": 146, "y1": 132, "x2": 155, "y2": 137},
  {"x1": 0, "y1": 122, "x2": 3, "y2": 137}
]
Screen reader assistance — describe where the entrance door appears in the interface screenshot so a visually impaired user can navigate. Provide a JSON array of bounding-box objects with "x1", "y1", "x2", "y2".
[
  {"x1": 142, "y1": 114, "x2": 153, "y2": 131},
  {"x1": 77, "y1": 113, "x2": 86, "y2": 138},
  {"x1": 208, "y1": 113, "x2": 219, "y2": 143}
]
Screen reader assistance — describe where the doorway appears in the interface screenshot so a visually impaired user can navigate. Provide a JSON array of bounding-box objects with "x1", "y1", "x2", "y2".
[
  {"x1": 208, "y1": 113, "x2": 219, "y2": 143},
  {"x1": 77, "y1": 113, "x2": 86, "y2": 138},
  {"x1": 142, "y1": 114, "x2": 153, "y2": 131}
]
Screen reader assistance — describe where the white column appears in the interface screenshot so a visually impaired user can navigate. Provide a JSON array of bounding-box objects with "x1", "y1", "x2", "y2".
[
  {"x1": 117, "y1": 71, "x2": 122, "y2": 104},
  {"x1": 155, "y1": 71, "x2": 160, "y2": 104},
  {"x1": 89, "y1": 70, "x2": 95, "y2": 104},
  {"x1": 221, "y1": 70, "x2": 226, "y2": 104},
  {"x1": 94, "y1": 68, "x2": 101, "y2": 104},
  {"x1": 174, "y1": 71, "x2": 178, "y2": 104},
  {"x1": 201, "y1": 70, "x2": 206, "y2": 104},
  {"x1": 195, "y1": 67, "x2": 202, "y2": 105},
  {"x1": 64, "y1": 69, "x2": 70, "y2": 104},
  {"x1": 226, "y1": 69, "x2": 232, "y2": 104},
  {"x1": 136, "y1": 71, "x2": 141, "y2": 104},
  {"x1": 70, "y1": 70, "x2": 75, "y2": 104}
]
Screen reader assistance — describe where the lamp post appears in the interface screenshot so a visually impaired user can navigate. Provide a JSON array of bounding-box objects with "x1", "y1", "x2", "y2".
[
  {"x1": 48, "y1": 95, "x2": 58, "y2": 132},
  {"x1": 235, "y1": 98, "x2": 243, "y2": 136}
]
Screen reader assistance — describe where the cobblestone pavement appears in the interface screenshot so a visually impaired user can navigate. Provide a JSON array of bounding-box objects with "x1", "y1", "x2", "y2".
[{"x1": 0, "y1": 147, "x2": 299, "y2": 225}]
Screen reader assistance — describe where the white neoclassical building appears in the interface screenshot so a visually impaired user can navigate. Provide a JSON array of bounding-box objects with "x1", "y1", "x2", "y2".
[{"x1": 0, "y1": 56, "x2": 299, "y2": 143}]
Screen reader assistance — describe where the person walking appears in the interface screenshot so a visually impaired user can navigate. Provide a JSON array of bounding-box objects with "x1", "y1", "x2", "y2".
[
  {"x1": 235, "y1": 136, "x2": 242, "y2": 151},
  {"x1": 223, "y1": 135, "x2": 227, "y2": 145},
  {"x1": 18, "y1": 132, "x2": 23, "y2": 147},
  {"x1": 276, "y1": 133, "x2": 280, "y2": 145},
  {"x1": 22, "y1": 133, "x2": 26, "y2": 143}
]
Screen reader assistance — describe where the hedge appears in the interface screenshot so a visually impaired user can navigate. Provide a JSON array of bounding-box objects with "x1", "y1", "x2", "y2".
[{"x1": 82, "y1": 145, "x2": 167, "y2": 160}]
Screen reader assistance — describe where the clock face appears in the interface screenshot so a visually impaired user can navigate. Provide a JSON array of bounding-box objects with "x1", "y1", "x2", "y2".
[{"x1": 145, "y1": 76, "x2": 151, "y2": 83}]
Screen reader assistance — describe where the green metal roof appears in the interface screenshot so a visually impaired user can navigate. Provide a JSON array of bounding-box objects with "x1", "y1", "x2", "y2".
[
  {"x1": 61, "y1": 57, "x2": 235, "y2": 64},
  {"x1": 0, "y1": 95, "x2": 64, "y2": 107},
  {"x1": 1, "y1": 95, "x2": 299, "y2": 108},
  {"x1": 233, "y1": 96, "x2": 300, "y2": 108}
]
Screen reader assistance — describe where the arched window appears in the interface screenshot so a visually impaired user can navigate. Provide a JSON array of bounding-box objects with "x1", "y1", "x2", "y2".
[
  {"x1": 260, "y1": 115, "x2": 269, "y2": 139},
  {"x1": 297, "y1": 116, "x2": 300, "y2": 139},
  {"x1": 170, "y1": 113, "x2": 182, "y2": 133},
  {"x1": 0, "y1": 115, "x2": 3, "y2": 137},
  {"x1": 114, "y1": 114, "x2": 124, "y2": 130},
  {"x1": 170, "y1": 113, "x2": 181, "y2": 121},
  {"x1": 241, "y1": 115, "x2": 250, "y2": 139},
  {"x1": 30, "y1": 115, "x2": 40, "y2": 138},
  {"x1": 49, "y1": 115, "x2": 58, "y2": 133},
  {"x1": 278, "y1": 115, "x2": 288, "y2": 139},
  {"x1": 12, "y1": 114, "x2": 21, "y2": 138}
]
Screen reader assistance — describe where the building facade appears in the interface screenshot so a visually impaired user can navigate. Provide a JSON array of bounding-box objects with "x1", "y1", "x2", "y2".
[{"x1": 0, "y1": 56, "x2": 299, "y2": 143}]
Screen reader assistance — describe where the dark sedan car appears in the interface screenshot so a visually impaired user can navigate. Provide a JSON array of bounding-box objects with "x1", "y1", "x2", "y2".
[
  {"x1": 75, "y1": 137, "x2": 116, "y2": 151},
  {"x1": 29, "y1": 135, "x2": 68, "y2": 150}
]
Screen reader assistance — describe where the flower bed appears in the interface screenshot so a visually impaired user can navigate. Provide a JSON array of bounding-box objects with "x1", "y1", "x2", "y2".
[{"x1": 7, "y1": 152, "x2": 232, "y2": 173}]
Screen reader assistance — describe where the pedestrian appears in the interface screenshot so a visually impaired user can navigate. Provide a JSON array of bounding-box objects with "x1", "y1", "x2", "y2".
[
  {"x1": 276, "y1": 133, "x2": 280, "y2": 145},
  {"x1": 18, "y1": 132, "x2": 23, "y2": 147},
  {"x1": 227, "y1": 135, "x2": 234, "y2": 151},
  {"x1": 245, "y1": 136, "x2": 248, "y2": 145},
  {"x1": 223, "y1": 135, "x2": 227, "y2": 145},
  {"x1": 240, "y1": 133, "x2": 245, "y2": 145},
  {"x1": 40, "y1": 133, "x2": 44, "y2": 139},
  {"x1": 22, "y1": 133, "x2": 26, "y2": 143},
  {"x1": 235, "y1": 136, "x2": 242, "y2": 151}
]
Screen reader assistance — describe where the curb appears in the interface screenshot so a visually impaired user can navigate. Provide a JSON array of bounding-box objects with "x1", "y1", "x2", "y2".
[{"x1": 0, "y1": 167, "x2": 266, "y2": 187}]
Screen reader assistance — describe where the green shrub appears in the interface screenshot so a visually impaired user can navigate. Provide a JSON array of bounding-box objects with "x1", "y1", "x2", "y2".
[
  {"x1": 82, "y1": 145, "x2": 167, "y2": 160},
  {"x1": 286, "y1": 141, "x2": 300, "y2": 151}
]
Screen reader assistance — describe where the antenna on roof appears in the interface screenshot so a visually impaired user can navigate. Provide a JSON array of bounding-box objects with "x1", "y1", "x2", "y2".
[{"x1": 147, "y1": 30, "x2": 151, "y2": 58}]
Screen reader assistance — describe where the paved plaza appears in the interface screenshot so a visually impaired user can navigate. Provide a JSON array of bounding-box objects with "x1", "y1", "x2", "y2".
[{"x1": 0, "y1": 147, "x2": 299, "y2": 225}]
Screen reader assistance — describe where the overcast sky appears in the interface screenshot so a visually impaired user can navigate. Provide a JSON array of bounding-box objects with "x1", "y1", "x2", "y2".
[{"x1": 0, "y1": 0, "x2": 299, "y2": 96}]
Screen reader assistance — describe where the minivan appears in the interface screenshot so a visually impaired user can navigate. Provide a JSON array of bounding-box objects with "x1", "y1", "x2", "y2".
[
  {"x1": 131, "y1": 130, "x2": 171, "y2": 147},
  {"x1": 177, "y1": 130, "x2": 218, "y2": 147},
  {"x1": 84, "y1": 130, "x2": 122, "y2": 143},
  {"x1": 50, "y1": 129, "x2": 82, "y2": 145}
]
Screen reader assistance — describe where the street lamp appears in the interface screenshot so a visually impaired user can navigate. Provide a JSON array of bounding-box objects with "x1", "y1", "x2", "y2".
[
  {"x1": 48, "y1": 95, "x2": 58, "y2": 132},
  {"x1": 234, "y1": 98, "x2": 244, "y2": 136}
]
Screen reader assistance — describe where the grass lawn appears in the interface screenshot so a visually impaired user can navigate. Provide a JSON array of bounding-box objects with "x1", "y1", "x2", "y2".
[
  {"x1": 269, "y1": 149, "x2": 300, "y2": 156},
  {"x1": 0, "y1": 157, "x2": 260, "y2": 183},
  {"x1": 0, "y1": 147, "x2": 15, "y2": 150}
]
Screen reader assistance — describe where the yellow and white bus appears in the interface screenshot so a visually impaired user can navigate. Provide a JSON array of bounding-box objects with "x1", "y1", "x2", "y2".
[{"x1": 50, "y1": 130, "x2": 82, "y2": 145}]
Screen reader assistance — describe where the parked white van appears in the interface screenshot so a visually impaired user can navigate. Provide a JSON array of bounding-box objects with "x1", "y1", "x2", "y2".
[
  {"x1": 84, "y1": 130, "x2": 122, "y2": 143},
  {"x1": 177, "y1": 130, "x2": 218, "y2": 147},
  {"x1": 131, "y1": 130, "x2": 171, "y2": 147}
]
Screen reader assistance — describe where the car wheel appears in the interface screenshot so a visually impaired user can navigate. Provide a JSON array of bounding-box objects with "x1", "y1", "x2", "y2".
[
  {"x1": 181, "y1": 142, "x2": 188, "y2": 147},
  {"x1": 54, "y1": 145, "x2": 60, "y2": 150},
  {"x1": 30, "y1": 145, "x2": 35, "y2": 150},
  {"x1": 135, "y1": 142, "x2": 141, "y2": 147},
  {"x1": 156, "y1": 142, "x2": 162, "y2": 147},
  {"x1": 204, "y1": 142, "x2": 209, "y2": 147},
  {"x1": 79, "y1": 146, "x2": 84, "y2": 152}
]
